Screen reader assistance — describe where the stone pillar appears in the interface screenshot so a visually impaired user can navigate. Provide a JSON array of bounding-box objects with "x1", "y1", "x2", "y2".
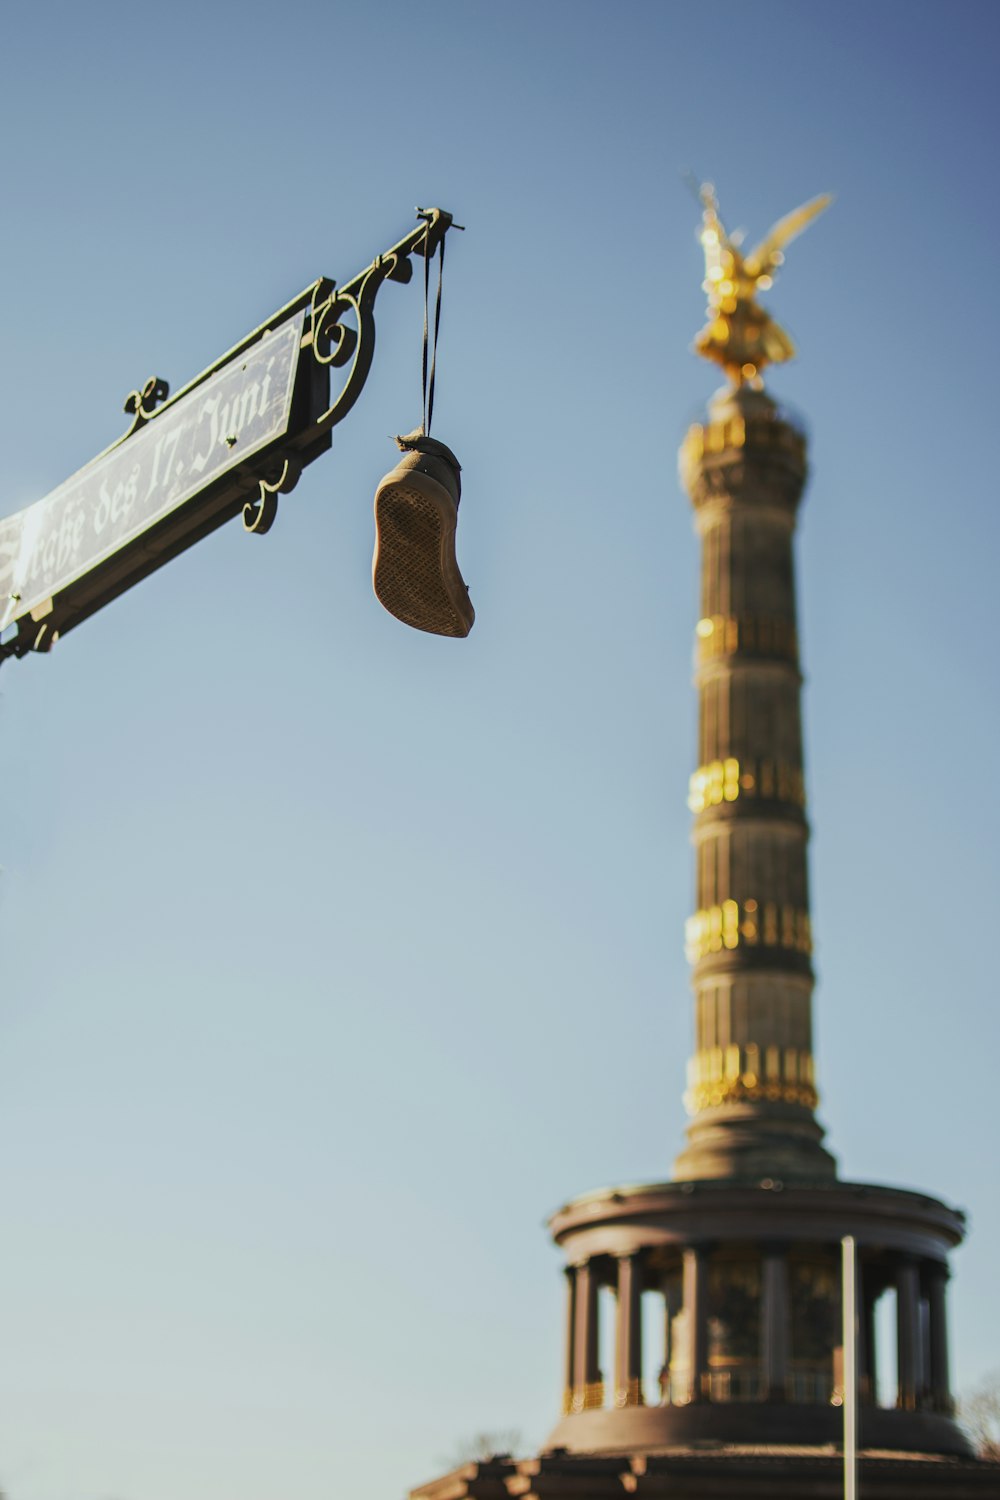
[
  {"x1": 683, "y1": 1245, "x2": 710, "y2": 1403},
  {"x1": 572, "y1": 1259, "x2": 603, "y2": 1411},
  {"x1": 614, "y1": 1252, "x2": 644, "y2": 1407},
  {"x1": 562, "y1": 1265, "x2": 577, "y2": 1414},
  {"x1": 855, "y1": 1260, "x2": 870, "y2": 1405},
  {"x1": 861, "y1": 1280, "x2": 879, "y2": 1405},
  {"x1": 659, "y1": 1277, "x2": 681, "y2": 1404},
  {"x1": 896, "y1": 1257, "x2": 921, "y2": 1411},
  {"x1": 926, "y1": 1262, "x2": 952, "y2": 1414},
  {"x1": 761, "y1": 1245, "x2": 790, "y2": 1401}
]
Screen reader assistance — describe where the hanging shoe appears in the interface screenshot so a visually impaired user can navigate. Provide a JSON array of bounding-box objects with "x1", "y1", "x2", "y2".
[{"x1": 373, "y1": 430, "x2": 474, "y2": 638}]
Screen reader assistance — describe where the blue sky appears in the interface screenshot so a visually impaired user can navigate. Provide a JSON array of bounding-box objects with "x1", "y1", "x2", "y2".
[{"x1": 1, "y1": 2, "x2": 998, "y2": 1496}]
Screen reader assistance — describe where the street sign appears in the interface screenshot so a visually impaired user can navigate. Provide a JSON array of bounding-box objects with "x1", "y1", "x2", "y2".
[
  {"x1": 0, "y1": 207, "x2": 459, "y2": 663},
  {"x1": 0, "y1": 311, "x2": 304, "y2": 638}
]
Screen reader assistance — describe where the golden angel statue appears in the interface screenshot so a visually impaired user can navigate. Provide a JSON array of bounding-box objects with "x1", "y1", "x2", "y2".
[{"x1": 693, "y1": 183, "x2": 832, "y2": 388}]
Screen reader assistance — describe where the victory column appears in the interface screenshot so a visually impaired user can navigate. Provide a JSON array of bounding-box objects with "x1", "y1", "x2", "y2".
[{"x1": 410, "y1": 192, "x2": 1000, "y2": 1499}]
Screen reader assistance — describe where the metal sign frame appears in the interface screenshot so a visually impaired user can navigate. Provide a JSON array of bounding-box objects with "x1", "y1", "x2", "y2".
[{"x1": 0, "y1": 208, "x2": 454, "y2": 663}]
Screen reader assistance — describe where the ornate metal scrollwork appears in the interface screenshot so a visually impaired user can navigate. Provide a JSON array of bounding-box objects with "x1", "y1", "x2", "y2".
[
  {"x1": 243, "y1": 454, "x2": 302, "y2": 535},
  {"x1": 306, "y1": 265, "x2": 384, "y2": 433},
  {"x1": 306, "y1": 209, "x2": 451, "y2": 434},
  {"x1": 122, "y1": 375, "x2": 170, "y2": 436}
]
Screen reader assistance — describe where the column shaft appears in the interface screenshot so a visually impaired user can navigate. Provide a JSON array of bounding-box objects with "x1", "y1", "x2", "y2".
[
  {"x1": 614, "y1": 1253, "x2": 644, "y2": 1407},
  {"x1": 660, "y1": 1279, "x2": 680, "y2": 1404},
  {"x1": 896, "y1": 1259, "x2": 920, "y2": 1411},
  {"x1": 675, "y1": 394, "x2": 837, "y2": 1184},
  {"x1": 855, "y1": 1262, "x2": 870, "y2": 1405},
  {"x1": 761, "y1": 1247, "x2": 790, "y2": 1400},
  {"x1": 683, "y1": 1246, "x2": 709, "y2": 1403},
  {"x1": 862, "y1": 1283, "x2": 879, "y2": 1404},
  {"x1": 572, "y1": 1260, "x2": 603, "y2": 1410},
  {"x1": 562, "y1": 1266, "x2": 577, "y2": 1414},
  {"x1": 926, "y1": 1264, "x2": 952, "y2": 1413}
]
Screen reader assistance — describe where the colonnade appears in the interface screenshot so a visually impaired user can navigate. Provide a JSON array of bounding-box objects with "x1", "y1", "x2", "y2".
[{"x1": 561, "y1": 1245, "x2": 953, "y2": 1416}]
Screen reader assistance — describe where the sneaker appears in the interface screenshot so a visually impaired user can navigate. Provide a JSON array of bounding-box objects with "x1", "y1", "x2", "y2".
[{"x1": 373, "y1": 432, "x2": 474, "y2": 638}]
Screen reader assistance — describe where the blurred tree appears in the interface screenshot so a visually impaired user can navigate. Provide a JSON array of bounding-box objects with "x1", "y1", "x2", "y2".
[
  {"x1": 442, "y1": 1430, "x2": 523, "y2": 1467},
  {"x1": 959, "y1": 1372, "x2": 1000, "y2": 1459}
]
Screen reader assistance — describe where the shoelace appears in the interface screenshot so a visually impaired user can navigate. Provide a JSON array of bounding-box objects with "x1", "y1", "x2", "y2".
[{"x1": 421, "y1": 226, "x2": 445, "y2": 437}]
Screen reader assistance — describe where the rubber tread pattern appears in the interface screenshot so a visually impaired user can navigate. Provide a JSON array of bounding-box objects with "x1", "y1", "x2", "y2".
[{"x1": 373, "y1": 484, "x2": 472, "y2": 637}]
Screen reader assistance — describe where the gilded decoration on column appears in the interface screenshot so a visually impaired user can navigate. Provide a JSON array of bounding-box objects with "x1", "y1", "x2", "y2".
[
  {"x1": 692, "y1": 182, "x2": 832, "y2": 390},
  {"x1": 570, "y1": 1381, "x2": 604, "y2": 1413},
  {"x1": 680, "y1": 409, "x2": 807, "y2": 468},
  {"x1": 694, "y1": 615, "x2": 799, "y2": 665},
  {"x1": 688, "y1": 758, "x2": 806, "y2": 811},
  {"x1": 685, "y1": 902, "x2": 812, "y2": 962},
  {"x1": 685, "y1": 1044, "x2": 818, "y2": 1114}
]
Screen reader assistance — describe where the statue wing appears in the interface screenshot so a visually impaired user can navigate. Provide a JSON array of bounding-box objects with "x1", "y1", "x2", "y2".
[{"x1": 744, "y1": 194, "x2": 833, "y2": 277}]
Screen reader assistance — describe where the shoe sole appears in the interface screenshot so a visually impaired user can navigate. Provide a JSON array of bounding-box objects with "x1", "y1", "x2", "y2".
[{"x1": 373, "y1": 472, "x2": 474, "y2": 638}]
